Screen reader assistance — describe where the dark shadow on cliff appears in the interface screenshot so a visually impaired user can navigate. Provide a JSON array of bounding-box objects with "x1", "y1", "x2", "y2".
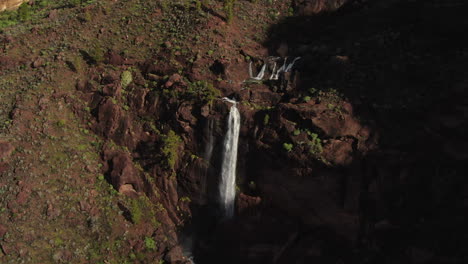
[{"x1": 194, "y1": 1, "x2": 468, "y2": 263}]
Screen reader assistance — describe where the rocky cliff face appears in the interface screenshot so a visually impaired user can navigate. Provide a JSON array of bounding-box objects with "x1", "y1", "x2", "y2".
[
  {"x1": 1, "y1": 0, "x2": 468, "y2": 263},
  {"x1": 53, "y1": 0, "x2": 468, "y2": 262}
]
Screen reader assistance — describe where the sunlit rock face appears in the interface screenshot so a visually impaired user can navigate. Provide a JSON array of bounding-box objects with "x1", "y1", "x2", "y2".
[{"x1": 0, "y1": 0, "x2": 28, "y2": 12}]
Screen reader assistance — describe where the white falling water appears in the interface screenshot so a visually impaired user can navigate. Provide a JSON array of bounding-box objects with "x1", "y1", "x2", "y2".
[{"x1": 219, "y1": 97, "x2": 241, "y2": 218}]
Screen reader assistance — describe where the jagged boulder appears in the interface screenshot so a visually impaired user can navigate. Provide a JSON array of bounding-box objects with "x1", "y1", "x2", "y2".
[{"x1": 102, "y1": 147, "x2": 144, "y2": 193}]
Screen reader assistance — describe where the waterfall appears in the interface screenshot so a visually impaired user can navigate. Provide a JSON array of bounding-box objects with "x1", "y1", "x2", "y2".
[{"x1": 219, "y1": 97, "x2": 241, "y2": 218}]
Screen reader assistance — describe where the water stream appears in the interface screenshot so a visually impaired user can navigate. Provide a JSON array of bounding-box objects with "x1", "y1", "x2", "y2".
[{"x1": 219, "y1": 98, "x2": 241, "y2": 218}]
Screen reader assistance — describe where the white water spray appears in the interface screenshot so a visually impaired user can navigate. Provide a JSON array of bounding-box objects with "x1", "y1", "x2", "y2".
[{"x1": 219, "y1": 97, "x2": 241, "y2": 218}]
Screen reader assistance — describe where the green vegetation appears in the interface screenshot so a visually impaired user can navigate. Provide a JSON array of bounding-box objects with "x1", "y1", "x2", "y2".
[
  {"x1": 121, "y1": 71, "x2": 133, "y2": 88},
  {"x1": 307, "y1": 132, "x2": 323, "y2": 156},
  {"x1": 0, "y1": 0, "x2": 96, "y2": 30},
  {"x1": 161, "y1": 130, "x2": 182, "y2": 170},
  {"x1": 263, "y1": 114, "x2": 270, "y2": 126},
  {"x1": 224, "y1": 0, "x2": 236, "y2": 23},
  {"x1": 179, "y1": 196, "x2": 191, "y2": 202},
  {"x1": 144, "y1": 237, "x2": 157, "y2": 250},
  {"x1": 16, "y1": 3, "x2": 32, "y2": 21},
  {"x1": 283, "y1": 142, "x2": 293, "y2": 152},
  {"x1": 186, "y1": 80, "x2": 220, "y2": 105},
  {"x1": 84, "y1": 45, "x2": 105, "y2": 65},
  {"x1": 126, "y1": 195, "x2": 160, "y2": 227},
  {"x1": 293, "y1": 129, "x2": 301, "y2": 136}
]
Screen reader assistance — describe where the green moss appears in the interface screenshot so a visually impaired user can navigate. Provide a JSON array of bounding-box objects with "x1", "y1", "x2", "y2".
[
  {"x1": 263, "y1": 114, "x2": 270, "y2": 126},
  {"x1": 17, "y1": 3, "x2": 32, "y2": 21},
  {"x1": 56, "y1": 119, "x2": 67, "y2": 127},
  {"x1": 283, "y1": 143, "x2": 293, "y2": 152},
  {"x1": 186, "y1": 80, "x2": 220, "y2": 105},
  {"x1": 223, "y1": 0, "x2": 237, "y2": 23},
  {"x1": 121, "y1": 71, "x2": 133, "y2": 88},
  {"x1": 144, "y1": 237, "x2": 156, "y2": 250},
  {"x1": 179, "y1": 196, "x2": 191, "y2": 202},
  {"x1": 161, "y1": 130, "x2": 182, "y2": 170},
  {"x1": 308, "y1": 132, "x2": 323, "y2": 156},
  {"x1": 128, "y1": 196, "x2": 145, "y2": 224}
]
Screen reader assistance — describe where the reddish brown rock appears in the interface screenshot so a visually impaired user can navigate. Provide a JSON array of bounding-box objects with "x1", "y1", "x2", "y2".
[
  {"x1": 165, "y1": 73, "x2": 183, "y2": 88},
  {"x1": 118, "y1": 184, "x2": 138, "y2": 198},
  {"x1": 0, "y1": 162, "x2": 8, "y2": 174},
  {"x1": 48, "y1": 9, "x2": 58, "y2": 19},
  {"x1": 0, "y1": 141, "x2": 14, "y2": 159},
  {"x1": 322, "y1": 138, "x2": 354, "y2": 165},
  {"x1": 102, "y1": 148, "x2": 144, "y2": 193},
  {"x1": 237, "y1": 193, "x2": 261, "y2": 213},
  {"x1": 177, "y1": 103, "x2": 197, "y2": 126},
  {"x1": 0, "y1": 224, "x2": 7, "y2": 238},
  {"x1": 31, "y1": 58, "x2": 44, "y2": 68},
  {"x1": 106, "y1": 51, "x2": 125, "y2": 66},
  {"x1": 97, "y1": 98, "x2": 122, "y2": 137},
  {"x1": 164, "y1": 246, "x2": 185, "y2": 263},
  {"x1": 16, "y1": 188, "x2": 30, "y2": 205},
  {"x1": 102, "y1": 83, "x2": 122, "y2": 97}
]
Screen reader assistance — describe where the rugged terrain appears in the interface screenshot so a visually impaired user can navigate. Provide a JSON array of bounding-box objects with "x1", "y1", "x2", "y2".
[{"x1": 1, "y1": 0, "x2": 468, "y2": 263}]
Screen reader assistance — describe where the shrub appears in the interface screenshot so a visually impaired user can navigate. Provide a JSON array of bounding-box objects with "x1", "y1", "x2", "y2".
[
  {"x1": 263, "y1": 114, "x2": 270, "y2": 126},
  {"x1": 223, "y1": 0, "x2": 236, "y2": 23},
  {"x1": 283, "y1": 143, "x2": 293, "y2": 152},
  {"x1": 161, "y1": 130, "x2": 182, "y2": 170},
  {"x1": 308, "y1": 133, "x2": 323, "y2": 155},
  {"x1": 186, "y1": 80, "x2": 220, "y2": 105},
  {"x1": 17, "y1": 3, "x2": 32, "y2": 21},
  {"x1": 121, "y1": 71, "x2": 133, "y2": 88},
  {"x1": 179, "y1": 196, "x2": 191, "y2": 202},
  {"x1": 144, "y1": 237, "x2": 156, "y2": 250},
  {"x1": 293, "y1": 129, "x2": 300, "y2": 136}
]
